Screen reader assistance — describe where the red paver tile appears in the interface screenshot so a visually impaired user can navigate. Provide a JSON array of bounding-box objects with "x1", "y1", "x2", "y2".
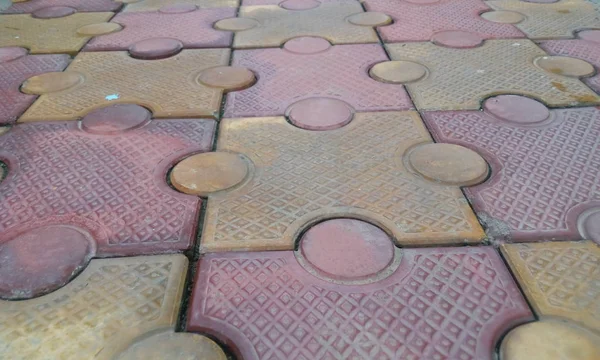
[
  {"x1": 85, "y1": 8, "x2": 236, "y2": 51},
  {"x1": 2, "y1": 0, "x2": 122, "y2": 13},
  {"x1": 188, "y1": 246, "x2": 533, "y2": 359},
  {"x1": 363, "y1": 0, "x2": 523, "y2": 43},
  {"x1": 0, "y1": 105, "x2": 215, "y2": 256},
  {"x1": 224, "y1": 43, "x2": 413, "y2": 117},
  {"x1": 0, "y1": 48, "x2": 70, "y2": 125},
  {"x1": 422, "y1": 99, "x2": 600, "y2": 242}
]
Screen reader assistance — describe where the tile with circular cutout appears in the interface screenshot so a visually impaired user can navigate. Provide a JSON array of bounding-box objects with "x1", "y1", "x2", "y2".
[
  {"x1": 1, "y1": 0, "x2": 121, "y2": 13},
  {"x1": 123, "y1": 0, "x2": 238, "y2": 11}
]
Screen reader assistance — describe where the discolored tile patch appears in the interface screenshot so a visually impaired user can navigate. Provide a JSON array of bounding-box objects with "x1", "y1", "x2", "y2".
[
  {"x1": 364, "y1": 0, "x2": 523, "y2": 43},
  {"x1": 0, "y1": 114, "x2": 215, "y2": 256},
  {"x1": 200, "y1": 111, "x2": 484, "y2": 252},
  {"x1": 19, "y1": 49, "x2": 231, "y2": 121},
  {"x1": 0, "y1": 254, "x2": 188, "y2": 360},
  {"x1": 501, "y1": 241, "x2": 600, "y2": 332},
  {"x1": 123, "y1": 0, "x2": 239, "y2": 11},
  {"x1": 84, "y1": 7, "x2": 236, "y2": 51},
  {"x1": 188, "y1": 246, "x2": 533, "y2": 359},
  {"x1": 224, "y1": 44, "x2": 413, "y2": 118},
  {"x1": 1, "y1": 0, "x2": 122, "y2": 14},
  {"x1": 386, "y1": 39, "x2": 600, "y2": 111},
  {"x1": 0, "y1": 50, "x2": 70, "y2": 125},
  {"x1": 423, "y1": 105, "x2": 600, "y2": 242},
  {"x1": 486, "y1": 0, "x2": 600, "y2": 39},
  {"x1": 233, "y1": 2, "x2": 380, "y2": 48},
  {"x1": 0, "y1": 12, "x2": 114, "y2": 54}
]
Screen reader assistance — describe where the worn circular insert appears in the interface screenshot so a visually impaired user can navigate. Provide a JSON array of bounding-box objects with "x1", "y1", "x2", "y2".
[
  {"x1": 432, "y1": 30, "x2": 484, "y2": 48},
  {"x1": 408, "y1": 143, "x2": 489, "y2": 186},
  {"x1": 129, "y1": 38, "x2": 183, "y2": 60},
  {"x1": 500, "y1": 320, "x2": 600, "y2": 360},
  {"x1": 32, "y1": 6, "x2": 76, "y2": 19},
  {"x1": 577, "y1": 208, "x2": 600, "y2": 244},
  {"x1": 535, "y1": 56, "x2": 595, "y2": 77},
  {"x1": 284, "y1": 37, "x2": 331, "y2": 54},
  {"x1": 170, "y1": 152, "x2": 249, "y2": 196},
  {"x1": 347, "y1": 12, "x2": 392, "y2": 27},
  {"x1": 214, "y1": 17, "x2": 259, "y2": 31},
  {"x1": 198, "y1": 66, "x2": 256, "y2": 91},
  {"x1": 0, "y1": 47, "x2": 28, "y2": 63},
  {"x1": 0, "y1": 225, "x2": 95, "y2": 300},
  {"x1": 481, "y1": 10, "x2": 525, "y2": 24},
  {"x1": 21, "y1": 72, "x2": 83, "y2": 95},
  {"x1": 287, "y1": 98, "x2": 354, "y2": 130},
  {"x1": 116, "y1": 331, "x2": 227, "y2": 360},
  {"x1": 370, "y1": 61, "x2": 427, "y2": 84},
  {"x1": 279, "y1": 0, "x2": 320, "y2": 10},
  {"x1": 484, "y1": 95, "x2": 550, "y2": 124},
  {"x1": 578, "y1": 30, "x2": 600, "y2": 43},
  {"x1": 299, "y1": 219, "x2": 395, "y2": 280},
  {"x1": 81, "y1": 104, "x2": 151, "y2": 134},
  {"x1": 77, "y1": 23, "x2": 123, "y2": 36}
]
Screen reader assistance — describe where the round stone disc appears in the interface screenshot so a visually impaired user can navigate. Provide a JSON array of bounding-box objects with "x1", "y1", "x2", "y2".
[
  {"x1": 0, "y1": 225, "x2": 94, "y2": 300},
  {"x1": 481, "y1": 10, "x2": 525, "y2": 24},
  {"x1": 500, "y1": 320, "x2": 600, "y2": 360},
  {"x1": 21, "y1": 72, "x2": 83, "y2": 95},
  {"x1": 299, "y1": 219, "x2": 395, "y2": 280},
  {"x1": 535, "y1": 56, "x2": 595, "y2": 77},
  {"x1": 370, "y1": 60, "x2": 428, "y2": 84},
  {"x1": 578, "y1": 208, "x2": 600, "y2": 244},
  {"x1": 32, "y1": 6, "x2": 76, "y2": 19},
  {"x1": 170, "y1": 152, "x2": 249, "y2": 196},
  {"x1": 0, "y1": 47, "x2": 28, "y2": 63},
  {"x1": 432, "y1": 30, "x2": 484, "y2": 48},
  {"x1": 279, "y1": 0, "x2": 320, "y2": 10},
  {"x1": 198, "y1": 66, "x2": 256, "y2": 91},
  {"x1": 286, "y1": 98, "x2": 354, "y2": 130},
  {"x1": 347, "y1": 12, "x2": 392, "y2": 27},
  {"x1": 77, "y1": 23, "x2": 123, "y2": 36},
  {"x1": 116, "y1": 331, "x2": 227, "y2": 360},
  {"x1": 408, "y1": 143, "x2": 489, "y2": 186},
  {"x1": 214, "y1": 18, "x2": 259, "y2": 31},
  {"x1": 578, "y1": 30, "x2": 600, "y2": 43},
  {"x1": 81, "y1": 104, "x2": 151, "y2": 134},
  {"x1": 284, "y1": 37, "x2": 331, "y2": 54},
  {"x1": 483, "y1": 95, "x2": 550, "y2": 124},
  {"x1": 159, "y1": 3, "x2": 198, "y2": 13},
  {"x1": 129, "y1": 38, "x2": 183, "y2": 60}
]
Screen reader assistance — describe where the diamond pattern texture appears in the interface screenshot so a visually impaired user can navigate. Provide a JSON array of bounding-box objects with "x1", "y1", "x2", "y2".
[
  {"x1": 0, "y1": 254, "x2": 187, "y2": 360},
  {"x1": 0, "y1": 119, "x2": 214, "y2": 255},
  {"x1": 423, "y1": 107, "x2": 600, "y2": 242},
  {"x1": 502, "y1": 241, "x2": 600, "y2": 331},
  {"x1": 19, "y1": 49, "x2": 230, "y2": 121},
  {"x1": 224, "y1": 44, "x2": 413, "y2": 118},
  {"x1": 1, "y1": 0, "x2": 122, "y2": 13},
  {"x1": 0, "y1": 53, "x2": 70, "y2": 125},
  {"x1": 123, "y1": 0, "x2": 238, "y2": 11},
  {"x1": 386, "y1": 39, "x2": 600, "y2": 111},
  {"x1": 188, "y1": 247, "x2": 533, "y2": 360},
  {"x1": 202, "y1": 111, "x2": 484, "y2": 252}
]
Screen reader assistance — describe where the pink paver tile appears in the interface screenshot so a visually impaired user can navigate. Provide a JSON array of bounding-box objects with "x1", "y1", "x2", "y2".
[
  {"x1": 422, "y1": 103, "x2": 600, "y2": 242},
  {"x1": 1, "y1": 0, "x2": 122, "y2": 13},
  {"x1": 85, "y1": 8, "x2": 236, "y2": 51},
  {"x1": 0, "y1": 106, "x2": 215, "y2": 256},
  {"x1": 188, "y1": 246, "x2": 533, "y2": 359},
  {"x1": 224, "y1": 43, "x2": 413, "y2": 117},
  {"x1": 363, "y1": 0, "x2": 523, "y2": 43},
  {"x1": 0, "y1": 49, "x2": 70, "y2": 125},
  {"x1": 242, "y1": 0, "x2": 346, "y2": 5}
]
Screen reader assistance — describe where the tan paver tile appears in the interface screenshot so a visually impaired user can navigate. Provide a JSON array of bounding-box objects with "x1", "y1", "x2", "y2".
[{"x1": 123, "y1": 0, "x2": 238, "y2": 11}]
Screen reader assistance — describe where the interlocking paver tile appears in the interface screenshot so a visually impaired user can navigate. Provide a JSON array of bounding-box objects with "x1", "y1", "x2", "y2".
[
  {"x1": 486, "y1": 0, "x2": 600, "y2": 39},
  {"x1": 122, "y1": 0, "x2": 238, "y2": 11},
  {"x1": 224, "y1": 43, "x2": 413, "y2": 117},
  {"x1": 0, "y1": 254, "x2": 188, "y2": 360},
  {"x1": 199, "y1": 111, "x2": 485, "y2": 252},
  {"x1": 0, "y1": 106, "x2": 215, "y2": 256},
  {"x1": 18, "y1": 49, "x2": 232, "y2": 121},
  {"x1": 386, "y1": 39, "x2": 600, "y2": 111},
  {"x1": 0, "y1": 48, "x2": 70, "y2": 125},
  {"x1": 501, "y1": 241, "x2": 600, "y2": 332},
  {"x1": 1, "y1": 0, "x2": 122, "y2": 14},
  {"x1": 188, "y1": 246, "x2": 533, "y2": 359},
  {"x1": 0, "y1": 12, "x2": 114, "y2": 54},
  {"x1": 84, "y1": 8, "x2": 236, "y2": 51},
  {"x1": 363, "y1": 0, "x2": 523, "y2": 43},
  {"x1": 423, "y1": 102, "x2": 600, "y2": 242},
  {"x1": 232, "y1": 1, "x2": 380, "y2": 48}
]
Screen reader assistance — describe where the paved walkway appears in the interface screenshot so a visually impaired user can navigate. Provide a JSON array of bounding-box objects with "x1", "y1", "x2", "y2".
[{"x1": 1, "y1": 0, "x2": 600, "y2": 359}]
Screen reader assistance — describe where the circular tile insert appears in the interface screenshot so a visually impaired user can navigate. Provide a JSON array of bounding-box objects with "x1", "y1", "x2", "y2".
[
  {"x1": 21, "y1": 72, "x2": 84, "y2": 95},
  {"x1": 116, "y1": 331, "x2": 227, "y2": 360},
  {"x1": 284, "y1": 37, "x2": 331, "y2": 54},
  {"x1": 0, "y1": 47, "x2": 28, "y2": 63},
  {"x1": 159, "y1": 3, "x2": 198, "y2": 13},
  {"x1": 170, "y1": 152, "x2": 249, "y2": 196},
  {"x1": 535, "y1": 56, "x2": 595, "y2": 77},
  {"x1": 129, "y1": 38, "x2": 183, "y2": 60},
  {"x1": 483, "y1": 95, "x2": 550, "y2": 124},
  {"x1": 77, "y1": 23, "x2": 123, "y2": 36},
  {"x1": 0, "y1": 225, "x2": 95, "y2": 300},
  {"x1": 578, "y1": 30, "x2": 600, "y2": 43},
  {"x1": 81, "y1": 104, "x2": 151, "y2": 134},
  {"x1": 432, "y1": 30, "x2": 484, "y2": 48},
  {"x1": 299, "y1": 219, "x2": 395, "y2": 280},
  {"x1": 500, "y1": 320, "x2": 600, "y2": 360},
  {"x1": 279, "y1": 0, "x2": 320, "y2": 10},
  {"x1": 370, "y1": 61, "x2": 428, "y2": 84},
  {"x1": 577, "y1": 208, "x2": 600, "y2": 244},
  {"x1": 32, "y1": 6, "x2": 76, "y2": 19},
  {"x1": 214, "y1": 17, "x2": 259, "y2": 31},
  {"x1": 198, "y1": 66, "x2": 256, "y2": 91},
  {"x1": 286, "y1": 98, "x2": 354, "y2": 130},
  {"x1": 347, "y1": 12, "x2": 392, "y2": 27},
  {"x1": 408, "y1": 143, "x2": 489, "y2": 186},
  {"x1": 481, "y1": 10, "x2": 525, "y2": 24}
]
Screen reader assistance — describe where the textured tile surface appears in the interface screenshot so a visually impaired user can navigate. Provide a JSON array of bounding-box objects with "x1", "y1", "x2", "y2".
[
  {"x1": 423, "y1": 106, "x2": 600, "y2": 242},
  {"x1": 386, "y1": 39, "x2": 600, "y2": 111},
  {"x1": 0, "y1": 12, "x2": 114, "y2": 54},
  {"x1": 19, "y1": 49, "x2": 230, "y2": 121},
  {"x1": 364, "y1": 0, "x2": 523, "y2": 42},
  {"x1": 123, "y1": 0, "x2": 238, "y2": 11},
  {"x1": 85, "y1": 8, "x2": 236, "y2": 51},
  {"x1": 486, "y1": 0, "x2": 600, "y2": 39},
  {"x1": 502, "y1": 241, "x2": 600, "y2": 331},
  {"x1": 201, "y1": 111, "x2": 484, "y2": 252},
  {"x1": 0, "y1": 52, "x2": 70, "y2": 125},
  {"x1": 234, "y1": 2, "x2": 380, "y2": 48},
  {"x1": 188, "y1": 247, "x2": 533, "y2": 359},
  {"x1": 0, "y1": 254, "x2": 187, "y2": 360},
  {"x1": 224, "y1": 44, "x2": 413, "y2": 117},
  {"x1": 0, "y1": 119, "x2": 214, "y2": 256},
  {"x1": 2, "y1": 0, "x2": 122, "y2": 13}
]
